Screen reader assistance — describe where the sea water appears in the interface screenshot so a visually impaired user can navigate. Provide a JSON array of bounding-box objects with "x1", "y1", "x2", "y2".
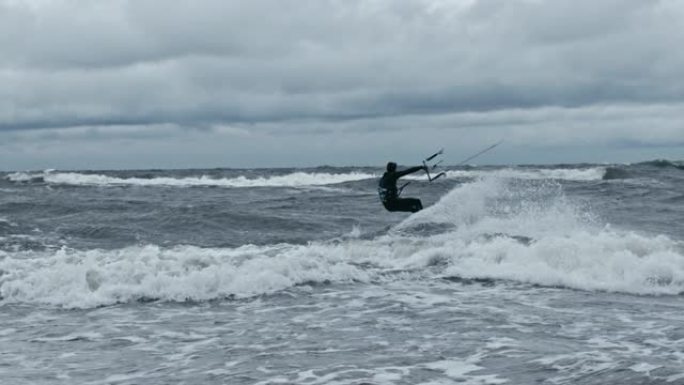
[{"x1": 1, "y1": 161, "x2": 683, "y2": 384}]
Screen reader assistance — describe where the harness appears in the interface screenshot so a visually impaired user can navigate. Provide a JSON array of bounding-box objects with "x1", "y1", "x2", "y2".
[
  {"x1": 377, "y1": 186, "x2": 394, "y2": 203},
  {"x1": 378, "y1": 181, "x2": 410, "y2": 203}
]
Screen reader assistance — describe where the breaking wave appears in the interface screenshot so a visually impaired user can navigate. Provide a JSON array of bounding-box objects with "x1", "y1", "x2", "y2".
[
  {"x1": 442, "y1": 167, "x2": 606, "y2": 182},
  {"x1": 5, "y1": 170, "x2": 377, "y2": 188},
  {"x1": 1, "y1": 176, "x2": 682, "y2": 309},
  {"x1": 5, "y1": 166, "x2": 606, "y2": 189}
]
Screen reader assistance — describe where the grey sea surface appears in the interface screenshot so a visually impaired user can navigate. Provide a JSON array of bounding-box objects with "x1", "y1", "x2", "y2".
[{"x1": 1, "y1": 160, "x2": 684, "y2": 384}]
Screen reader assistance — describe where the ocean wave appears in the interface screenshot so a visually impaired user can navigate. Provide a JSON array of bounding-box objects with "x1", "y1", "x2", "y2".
[
  {"x1": 1, "y1": 176, "x2": 682, "y2": 308},
  {"x1": 5, "y1": 170, "x2": 377, "y2": 188},
  {"x1": 441, "y1": 229, "x2": 684, "y2": 295},
  {"x1": 5, "y1": 166, "x2": 605, "y2": 189},
  {"x1": 443, "y1": 167, "x2": 607, "y2": 182},
  {"x1": 0, "y1": 226, "x2": 681, "y2": 309},
  {"x1": 636, "y1": 159, "x2": 684, "y2": 170},
  {"x1": 602, "y1": 167, "x2": 631, "y2": 180},
  {"x1": 0, "y1": 242, "x2": 376, "y2": 308},
  {"x1": 397, "y1": 176, "x2": 684, "y2": 294},
  {"x1": 400, "y1": 167, "x2": 605, "y2": 182}
]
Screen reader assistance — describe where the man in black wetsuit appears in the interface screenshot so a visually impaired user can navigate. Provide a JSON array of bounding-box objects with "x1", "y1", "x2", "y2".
[{"x1": 378, "y1": 162, "x2": 427, "y2": 213}]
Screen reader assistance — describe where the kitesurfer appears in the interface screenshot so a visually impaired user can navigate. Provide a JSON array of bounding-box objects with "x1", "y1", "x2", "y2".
[{"x1": 378, "y1": 162, "x2": 426, "y2": 213}]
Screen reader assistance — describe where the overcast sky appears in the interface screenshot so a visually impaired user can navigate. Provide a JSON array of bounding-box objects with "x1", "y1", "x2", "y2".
[{"x1": 1, "y1": 0, "x2": 683, "y2": 171}]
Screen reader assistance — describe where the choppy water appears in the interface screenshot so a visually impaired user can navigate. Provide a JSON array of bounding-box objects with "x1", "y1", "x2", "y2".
[{"x1": 1, "y1": 160, "x2": 684, "y2": 384}]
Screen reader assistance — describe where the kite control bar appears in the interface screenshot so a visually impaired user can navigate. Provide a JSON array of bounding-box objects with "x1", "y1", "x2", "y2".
[
  {"x1": 397, "y1": 149, "x2": 444, "y2": 196},
  {"x1": 399, "y1": 142, "x2": 504, "y2": 195},
  {"x1": 423, "y1": 149, "x2": 447, "y2": 182}
]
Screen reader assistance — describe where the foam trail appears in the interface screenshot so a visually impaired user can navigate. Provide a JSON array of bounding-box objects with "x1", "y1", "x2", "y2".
[
  {"x1": 397, "y1": 176, "x2": 593, "y2": 236},
  {"x1": 396, "y1": 177, "x2": 507, "y2": 229},
  {"x1": 442, "y1": 167, "x2": 607, "y2": 181},
  {"x1": 5, "y1": 171, "x2": 376, "y2": 188},
  {"x1": 399, "y1": 167, "x2": 605, "y2": 183}
]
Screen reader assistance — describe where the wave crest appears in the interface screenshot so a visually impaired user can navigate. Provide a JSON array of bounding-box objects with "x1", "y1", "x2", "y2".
[
  {"x1": 2, "y1": 177, "x2": 682, "y2": 308},
  {"x1": 5, "y1": 170, "x2": 376, "y2": 188}
]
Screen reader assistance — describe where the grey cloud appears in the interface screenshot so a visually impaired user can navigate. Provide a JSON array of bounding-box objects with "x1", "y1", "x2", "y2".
[
  {"x1": 3, "y1": 0, "x2": 683, "y2": 121},
  {"x1": 1, "y1": 0, "x2": 684, "y2": 169}
]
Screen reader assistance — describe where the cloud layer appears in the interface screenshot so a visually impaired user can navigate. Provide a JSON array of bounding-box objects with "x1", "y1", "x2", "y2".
[{"x1": 1, "y1": 0, "x2": 683, "y2": 169}]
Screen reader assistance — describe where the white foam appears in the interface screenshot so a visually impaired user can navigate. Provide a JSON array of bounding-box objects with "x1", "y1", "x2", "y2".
[
  {"x1": 2, "y1": 176, "x2": 682, "y2": 309},
  {"x1": 629, "y1": 363, "x2": 661, "y2": 374},
  {"x1": 441, "y1": 228, "x2": 684, "y2": 294},
  {"x1": 402, "y1": 177, "x2": 684, "y2": 295},
  {"x1": 424, "y1": 359, "x2": 508, "y2": 384},
  {"x1": 0, "y1": 242, "x2": 376, "y2": 308},
  {"x1": 2, "y1": 222, "x2": 683, "y2": 309},
  {"x1": 440, "y1": 167, "x2": 606, "y2": 182},
  {"x1": 5, "y1": 167, "x2": 604, "y2": 189},
  {"x1": 5, "y1": 170, "x2": 376, "y2": 188},
  {"x1": 424, "y1": 360, "x2": 483, "y2": 378},
  {"x1": 4, "y1": 172, "x2": 35, "y2": 183},
  {"x1": 397, "y1": 176, "x2": 594, "y2": 235}
]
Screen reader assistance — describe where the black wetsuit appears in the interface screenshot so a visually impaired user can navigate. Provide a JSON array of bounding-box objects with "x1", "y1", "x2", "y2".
[{"x1": 378, "y1": 166, "x2": 424, "y2": 213}]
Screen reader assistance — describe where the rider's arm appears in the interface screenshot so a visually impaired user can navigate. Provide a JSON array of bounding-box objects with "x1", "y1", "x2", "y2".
[{"x1": 396, "y1": 165, "x2": 426, "y2": 179}]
